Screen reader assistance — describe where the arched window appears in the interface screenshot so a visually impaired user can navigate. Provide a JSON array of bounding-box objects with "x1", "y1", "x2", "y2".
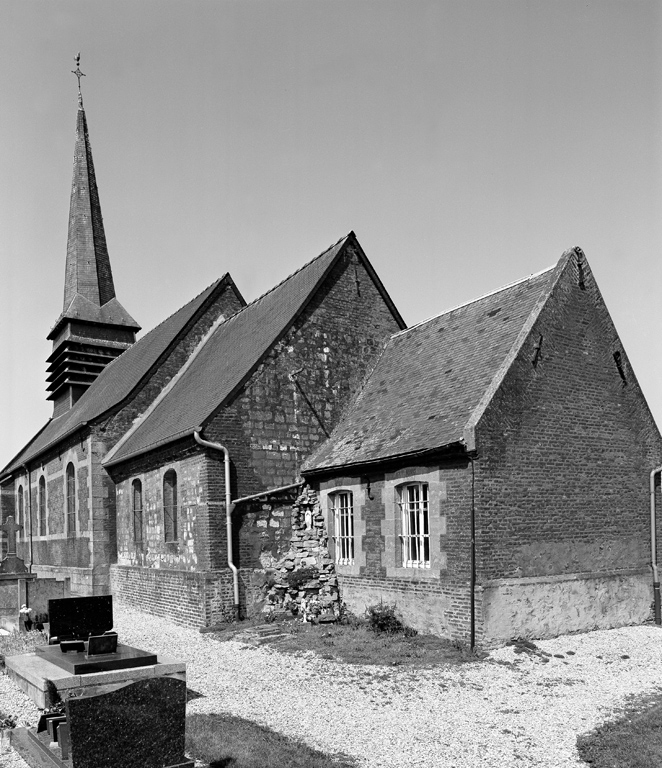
[
  {"x1": 132, "y1": 479, "x2": 143, "y2": 543},
  {"x1": 330, "y1": 491, "x2": 354, "y2": 565},
  {"x1": 38, "y1": 476, "x2": 46, "y2": 537},
  {"x1": 398, "y1": 482, "x2": 430, "y2": 568},
  {"x1": 163, "y1": 470, "x2": 178, "y2": 542},
  {"x1": 17, "y1": 485, "x2": 24, "y2": 539},
  {"x1": 66, "y1": 463, "x2": 76, "y2": 537}
]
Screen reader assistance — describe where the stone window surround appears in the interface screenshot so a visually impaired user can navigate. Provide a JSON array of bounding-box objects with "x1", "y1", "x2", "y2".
[
  {"x1": 319, "y1": 477, "x2": 366, "y2": 577},
  {"x1": 381, "y1": 466, "x2": 447, "y2": 578}
]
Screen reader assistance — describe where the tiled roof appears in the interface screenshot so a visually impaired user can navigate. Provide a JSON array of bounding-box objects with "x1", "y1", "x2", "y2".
[
  {"x1": 2, "y1": 276, "x2": 239, "y2": 476},
  {"x1": 103, "y1": 234, "x2": 360, "y2": 467},
  {"x1": 303, "y1": 263, "x2": 562, "y2": 472}
]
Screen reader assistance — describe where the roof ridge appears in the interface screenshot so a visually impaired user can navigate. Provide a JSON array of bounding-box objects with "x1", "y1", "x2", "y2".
[
  {"x1": 213, "y1": 233, "x2": 352, "y2": 328},
  {"x1": 102, "y1": 308, "x2": 231, "y2": 466},
  {"x1": 121, "y1": 275, "x2": 227, "y2": 346},
  {"x1": 391, "y1": 263, "x2": 556, "y2": 340}
]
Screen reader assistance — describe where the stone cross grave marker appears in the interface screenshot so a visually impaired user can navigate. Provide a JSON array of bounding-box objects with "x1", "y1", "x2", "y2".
[
  {"x1": 1, "y1": 516, "x2": 22, "y2": 556},
  {"x1": 0, "y1": 515, "x2": 28, "y2": 574}
]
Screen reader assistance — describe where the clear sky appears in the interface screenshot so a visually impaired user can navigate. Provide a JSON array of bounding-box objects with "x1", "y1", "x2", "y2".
[{"x1": 1, "y1": 0, "x2": 660, "y2": 467}]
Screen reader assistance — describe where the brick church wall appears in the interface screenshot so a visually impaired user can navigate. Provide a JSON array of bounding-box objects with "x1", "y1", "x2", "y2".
[
  {"x1": 4, "y1": 281, "x2": 244, "y2": 600},
  {"x1": 473, "y1": 258, "x2": 662, "y2": 643},
  {"x1": 108, "y1": 245, "x2": 403, "y2": 626}
]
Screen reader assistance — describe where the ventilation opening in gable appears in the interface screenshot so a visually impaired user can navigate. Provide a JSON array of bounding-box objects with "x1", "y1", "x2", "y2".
[{"x1": 613, "y1": 351, "x2": 627, "y2": 384}]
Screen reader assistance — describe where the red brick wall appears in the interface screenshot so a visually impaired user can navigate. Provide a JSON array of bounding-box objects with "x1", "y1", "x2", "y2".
[{"x1": 474, "y1": 255, "x2": 662, "y2": 583}]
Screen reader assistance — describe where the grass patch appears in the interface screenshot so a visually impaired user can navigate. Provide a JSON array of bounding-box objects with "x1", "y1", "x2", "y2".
[
  {"x1": 271, "y1": 622, "x2": 480, "y2": 666},
  {"x1": 577, "y1": 692, "x2": 662, "y2": 767},
  {"x1": 186, "y1": 713, "x2": 357, "y2": 768},
  {"x1": 0, "y1": 630, "x2": 47, "y2": 667}
]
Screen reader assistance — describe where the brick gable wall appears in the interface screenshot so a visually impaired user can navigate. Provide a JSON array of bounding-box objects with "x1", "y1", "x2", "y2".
[
  {"x1": 204, "y1": 244, "x2": 402, "y2": 500},
  {"x1": 474, "y1": 256, "x2": 662, "y2": 642}
]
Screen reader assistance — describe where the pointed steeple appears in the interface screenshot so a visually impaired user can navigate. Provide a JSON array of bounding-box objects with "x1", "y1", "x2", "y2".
[{"x1": 47, "y1": 59, "x2": 140, "y2": 417}]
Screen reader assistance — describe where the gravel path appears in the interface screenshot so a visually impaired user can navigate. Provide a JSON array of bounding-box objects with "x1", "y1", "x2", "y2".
[{"x1": 3, "y1": 609, "x2": 662, "y2": 767}]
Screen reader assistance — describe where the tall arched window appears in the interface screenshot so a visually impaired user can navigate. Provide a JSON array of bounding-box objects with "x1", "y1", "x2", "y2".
[
  {"x1": 132, "y1": 479, "x2": 143, "y2": 543},
  {"x1": 17, "y1": 485, "x2": 24, "y2": 539},
  {"x1": 163, "y1": 470, "x2": 178, "y2": 543},
  {"x1": 66, "y1": 463, "x2": 76, "y2": 537},
  {"x1": 38, "y1": 476, "x2": 46, "y2": 537}
]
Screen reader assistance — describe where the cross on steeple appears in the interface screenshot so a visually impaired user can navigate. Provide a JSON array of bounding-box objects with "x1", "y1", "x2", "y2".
[
  {"x1": 0, "y1": 516, "x2": 22, "y2": 556},
  {"x1": 71, "y1": 52, "x2": 86, "y2": 105}
]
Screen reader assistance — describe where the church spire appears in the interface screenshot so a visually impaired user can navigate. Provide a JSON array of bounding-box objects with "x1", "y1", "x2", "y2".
[{"x1": 46, "y1": 57, "x2": 140, "y2": 417}]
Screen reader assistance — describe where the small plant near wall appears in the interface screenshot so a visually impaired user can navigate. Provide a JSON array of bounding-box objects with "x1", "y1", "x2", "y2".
[
  {"x1": 365, "y1": 602, "x2": 417, "y2": 637},
  {"x1": 284, "y1": 566, "x2": 319, "y2": 592}
]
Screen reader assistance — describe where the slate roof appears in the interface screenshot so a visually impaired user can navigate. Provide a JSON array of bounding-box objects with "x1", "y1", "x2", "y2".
[
  {"x1": 2, "y1": 275, "x2": 241, "y2": 476},
  {"x1": 104, "y1": 232, "x2": 404, "y2": 467},
  {"x1": 52, "y1": 103, "x2": 139, "y2": 337},
  {"x1": 303, "y1": 260, "x2": 565, "y2": 473}
]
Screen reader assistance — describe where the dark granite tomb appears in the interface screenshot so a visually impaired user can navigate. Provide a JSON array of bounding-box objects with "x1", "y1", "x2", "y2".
[
  {"x1": 48, "y1": 595, "x2": 113, "y2": 641},
  {"x1": 65, "y1": 676, "x2": 193, "y2": 768}
]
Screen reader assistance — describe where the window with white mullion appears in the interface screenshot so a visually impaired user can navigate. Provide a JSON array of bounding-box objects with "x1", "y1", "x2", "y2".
[
  {"x1": 399, "y1": 482, "x2": 430, "y2": 568},
  {"x1": 332, "y1": 491, "x2": 354, "y2": 566}
]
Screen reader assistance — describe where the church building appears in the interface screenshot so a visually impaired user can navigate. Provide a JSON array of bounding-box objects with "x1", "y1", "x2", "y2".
[{"x1": 2, "y1": 88, "x2": 661, "y2": 647}]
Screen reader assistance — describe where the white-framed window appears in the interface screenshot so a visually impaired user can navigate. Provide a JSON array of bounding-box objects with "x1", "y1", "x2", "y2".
[
  {"x1": 398, "y1": 482, "x2": 430, "y2": 568},
  {"x1": 331, "y1": 491, "x2": 354, "y2": 565}
]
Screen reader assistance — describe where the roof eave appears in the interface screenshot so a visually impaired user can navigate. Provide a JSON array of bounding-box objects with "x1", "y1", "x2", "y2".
[{"x1": 301, "y1": 441, "x2": 467, "y2": 478}]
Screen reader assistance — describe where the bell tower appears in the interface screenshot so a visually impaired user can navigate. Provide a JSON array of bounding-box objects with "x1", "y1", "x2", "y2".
[{"x1": 47, "y1": 56, "x2": 140, "y2": 417}]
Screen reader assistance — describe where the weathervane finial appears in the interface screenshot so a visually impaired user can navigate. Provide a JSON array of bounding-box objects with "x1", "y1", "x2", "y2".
[{"x1": 71, "y1": 52, "x2": 86, "y2": 107}]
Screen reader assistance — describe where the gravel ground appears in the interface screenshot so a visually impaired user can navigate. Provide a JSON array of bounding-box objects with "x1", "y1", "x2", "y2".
[{"x1": 3, "y1": 609, "x2": 662, "y2": 767}]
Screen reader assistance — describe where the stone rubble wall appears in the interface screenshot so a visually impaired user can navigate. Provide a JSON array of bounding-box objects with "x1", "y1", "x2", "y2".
[{"x1": 239, "y1": 486, "x2": 340, "y2": 620}]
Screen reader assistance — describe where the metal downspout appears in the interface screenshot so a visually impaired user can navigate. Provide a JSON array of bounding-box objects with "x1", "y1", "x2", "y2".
[
  {"x1": 193, "y1": 431, "x2": 240, "y2": 618},
  {"x1": 469, "y1": 454, "x2": 476, "y2": 651},
  {"x1": 20, "y1": 464, "x2": 33, "y2": 572},
  {"x1": 650, "y1": 465, "x2": 662, "y2": 625}
]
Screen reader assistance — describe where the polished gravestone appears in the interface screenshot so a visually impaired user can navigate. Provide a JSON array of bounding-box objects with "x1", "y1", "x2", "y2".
[
  {"x1": 47, "y1": 595, "x2": 114, "y2": 641},
  {"x1": 17, "y1": 676, "x2": 194, "y2": 768}
]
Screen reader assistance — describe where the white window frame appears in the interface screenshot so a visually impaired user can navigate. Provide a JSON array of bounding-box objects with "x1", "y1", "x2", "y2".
[
  {"x1": 382, "y1": 466, "x2": 446, "y2": 578},
  {"x1": 331, "y1": 491, "x2": 354, "y2": 566},
  {"x1": 398, "y1": 482, "x2": 430, "y2": 569}
]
